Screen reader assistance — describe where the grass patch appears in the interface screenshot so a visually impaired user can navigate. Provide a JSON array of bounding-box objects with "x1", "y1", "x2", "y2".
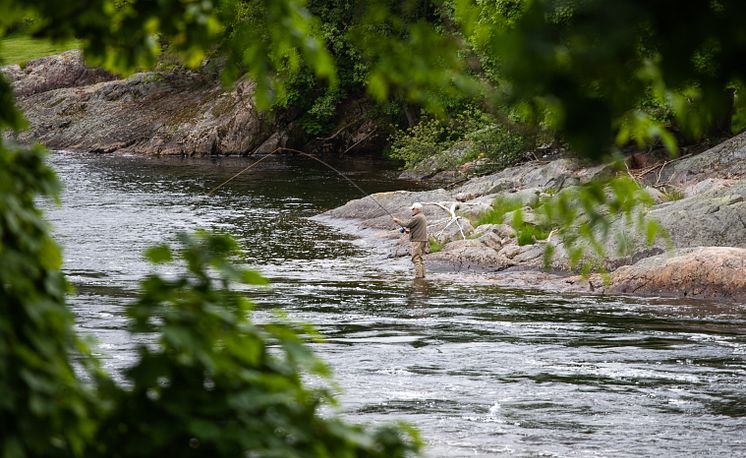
[
  {"x1": 475, "y1": 197, "x2": 553, "y2": 246},
  {"x1": 660, "y1": 186, "x2": 685, "y2": 201},
  {"x1": 475, "y1": 196, "x2": 523, "y2": 226},
  {"x1": 516, "y1": 224, "x2": 550, "y2": 245},
  {"x1": 511, "y1": 207, "x2": 551, "y2": 246},
  {"x1": 429, "y1": 238, "x2": 443, "y2": 253},
  {"x1": 1, "y1": 36, "x2": 81, "y2": 65}
]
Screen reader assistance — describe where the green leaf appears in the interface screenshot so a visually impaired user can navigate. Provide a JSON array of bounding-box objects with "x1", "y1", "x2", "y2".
[
  {"x1": 241, "y1": 269, "x2": 269, "y2": 286},
  {"x1": 144, "y1": 244, "x2": 172, "y2": 264}
]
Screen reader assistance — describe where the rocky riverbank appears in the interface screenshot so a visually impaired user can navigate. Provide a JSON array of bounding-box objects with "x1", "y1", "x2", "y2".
[
  {"x1": 5, "y1": 52, "x2": 745, "y2": 302},
  {"x1": 323, "y1": 131, "x2": 746, "y2": 303},
  {"x1": 1, "y1": 51, "x2": 385, "y2": 156}
]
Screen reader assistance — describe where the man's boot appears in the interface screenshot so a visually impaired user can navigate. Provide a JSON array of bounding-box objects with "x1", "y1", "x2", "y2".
[{"x1": 415, "y1": 263, "x2": 425, "y2": 279}]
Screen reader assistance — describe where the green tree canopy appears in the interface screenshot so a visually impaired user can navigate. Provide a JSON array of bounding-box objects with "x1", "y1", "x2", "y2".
[
  {"x1": 455, "y1": 0, "x2": 746, "y2": 157},
  {"x1": 6, "y1": 0, "x2": 745, "y2": 156}
]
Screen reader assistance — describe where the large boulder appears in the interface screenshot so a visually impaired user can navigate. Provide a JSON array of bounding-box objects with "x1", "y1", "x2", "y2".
[
  {"x1": 10, "y1": 65, "x2": 272, "y2": 155},
  {"x1": 454, "y1": 158, "x2": 613, "y2": 198},
  {"x1": 601, "y1": 179, "x2": 746, "y2": 266},
  {"x1": 324, "y1": 189, "x2": 453, "y2": 222},
  {"x1": 606, "y1": 247, "x2": 746, "y2": 301},
  {"x1": 546, "y1": 177, "x2": 746, "y2": 272},
  {"x1": 427, "y1": 239, "x2": 514, "y2": 272},
  {"x1": 0, "y1": 50, "x2": 114, "y2": 97},
  {"x1": 651, "y1": 182, "x2": 746, "y2": 248}
]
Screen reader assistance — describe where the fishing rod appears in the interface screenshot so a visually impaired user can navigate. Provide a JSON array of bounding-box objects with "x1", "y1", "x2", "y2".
[{"x1": 206, "y1": 147, "x2": 397, "y2": 220}]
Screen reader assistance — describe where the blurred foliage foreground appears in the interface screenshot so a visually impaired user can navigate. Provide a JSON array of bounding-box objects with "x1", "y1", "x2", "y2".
[{"x1": 0, "y1": 144, "x2": 421, "y2": 458}]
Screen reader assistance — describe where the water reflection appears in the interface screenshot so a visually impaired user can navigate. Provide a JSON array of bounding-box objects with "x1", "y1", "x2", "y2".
[{"x1": 408, "y1": 278, "x2": 431, "y2": 308}]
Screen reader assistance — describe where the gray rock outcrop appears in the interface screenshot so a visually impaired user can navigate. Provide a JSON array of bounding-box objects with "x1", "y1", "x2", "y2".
[
  {"x1": 599, "y1": 170, "x2": 746, "y2": 268},
  {"x1": 5, "y1": 52, "x2": 271, "y2": 155},
  {"x1": 325, "y1": 189, "x2": 453, "y2": 225},
  {"x1": 651, "y1": 130, "x2": 746, "y2": 187},
  {"x1": 325, "y1": 131, "x2": 746, "y2": 301},
  {"x1": 2, "y1": 51, "x2": 388, "y2": 156},
  {"x1": 1, "y1": 51, "x2": 115, "y2": 97}
]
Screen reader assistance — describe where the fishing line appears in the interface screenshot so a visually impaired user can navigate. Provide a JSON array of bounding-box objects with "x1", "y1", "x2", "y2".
[
  {"x1": 206, "y1": 147, "x2": 397, "y2": 220},
  {"x1": 206, "y1": 153, "x2": 275, "y2": 196}
]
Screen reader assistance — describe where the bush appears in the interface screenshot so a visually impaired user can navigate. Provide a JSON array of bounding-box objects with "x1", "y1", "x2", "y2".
[
  {"x1": 429, "y1": 237, "x2": 443, "y2": 253},
  {"x1": 94, "y1": 232, "x2": 422, "y2": 457},
  {"x1": 463, "y1": 123, "x2": 530, "y2": 169},
  {"x1": 475, "y1": 196, "x2": 523, "y2": 226},
  {"x1": 388, "y1": 107, "x2": 533, "y2": 171},
  {"x1": 388, "y1": 107, "x2": 491, "y2": 167},
  {"x1": 509, "y1": 208, "x2": 550, "y2": 246},
  {"x1": 388, "y1": 117, "x2": 453, "y2": 168},
  {"x1": 298, "y1": 88, "x2": 345, "y2": 136},
  {"x1": 660, "y1": 186, "x2": 685, "y2": 201}
]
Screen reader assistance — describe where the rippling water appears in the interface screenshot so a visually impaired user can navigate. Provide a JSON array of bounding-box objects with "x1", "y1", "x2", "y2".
[{"x1": 45, "y1": 151, "x2": 746, "y2": 457}]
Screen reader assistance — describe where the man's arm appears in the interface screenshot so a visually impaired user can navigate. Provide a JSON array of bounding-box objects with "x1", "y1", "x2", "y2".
[{"x1": 394, "y1": 217, "x2": 416, "y2": 228}]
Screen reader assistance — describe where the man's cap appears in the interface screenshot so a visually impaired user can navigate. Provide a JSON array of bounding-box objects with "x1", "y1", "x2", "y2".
[{"x1": 410, "y1": 202, "x2": 423, "y2": 210}]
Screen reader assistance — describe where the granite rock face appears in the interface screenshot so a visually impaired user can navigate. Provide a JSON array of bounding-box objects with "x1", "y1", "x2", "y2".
[
  {"x1": 325, "y1": 189, "x2": 454, "y2": 223},
  {"x1": 651, "y1": 130, "x2": 746, "y2": 187},
  {"x1": 606, "y1": 247, "x2": 746, "y2": 301},
  {"x1": 599, "y1": 178, "x2": 746, "y2": 269},
  {"x1": 325, "y1": 131, "x2": 746, "y2": 301},
  {"x1": 1, "y1": 51, "x2": 115, "y2": 97},
  {"x1": 2, "y1": 51, "x2": 387, "y2": 156},
  {"x1": 6, "y1": 54, "x2": 271, "y2": 155}
]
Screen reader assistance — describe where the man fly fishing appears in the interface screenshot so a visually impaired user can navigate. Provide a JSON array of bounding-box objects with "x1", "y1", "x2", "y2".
[{"x1": 394, "y1": 202, "x2": 428, "y2": 279}]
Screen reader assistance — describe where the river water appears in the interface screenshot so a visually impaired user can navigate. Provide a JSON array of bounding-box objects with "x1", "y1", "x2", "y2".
[{"x1": 45, "y1": 151, "x2": 746, "y2": 457}]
